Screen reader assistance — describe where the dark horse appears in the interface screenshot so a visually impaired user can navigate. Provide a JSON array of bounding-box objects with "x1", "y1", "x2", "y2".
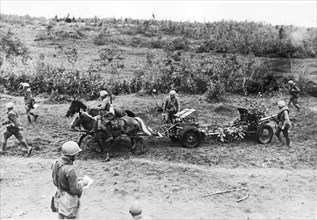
[{"x1": 70, "y1": 111, "x2": 152, "y2": 161}]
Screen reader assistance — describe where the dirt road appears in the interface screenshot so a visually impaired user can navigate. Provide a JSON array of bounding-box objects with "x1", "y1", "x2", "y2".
[{"x1": 0, "y1": 156, "x2": 315, "y2": 219}]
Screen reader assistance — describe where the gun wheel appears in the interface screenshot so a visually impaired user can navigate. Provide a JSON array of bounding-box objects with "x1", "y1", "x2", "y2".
[{"x1": 256, "y1": 124, "x2": 273, "y2": 144}]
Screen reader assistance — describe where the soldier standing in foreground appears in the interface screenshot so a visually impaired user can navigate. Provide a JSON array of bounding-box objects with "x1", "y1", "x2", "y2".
[
  {"x1": 1, "y1": 102, "x2": 33, "y2": 156},
  {"x1": 51, "y1": 141, "x2": 90, "y2": 219}
]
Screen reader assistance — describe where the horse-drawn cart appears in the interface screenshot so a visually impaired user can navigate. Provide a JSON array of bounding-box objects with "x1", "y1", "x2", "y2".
[{"x1": 155, "y1": 107, "x2": 277, "y2": 148}]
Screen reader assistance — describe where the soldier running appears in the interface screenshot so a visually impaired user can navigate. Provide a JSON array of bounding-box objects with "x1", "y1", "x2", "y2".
[
  {"x1": 20, "y1": 82, "x2": 39, "y2": 123},
  {"x1": 1, "y1": 102, "x2": 33, "y2": 156},
  {"x1": 287, "y1": 80, "x2": 300, "y2": 112}
]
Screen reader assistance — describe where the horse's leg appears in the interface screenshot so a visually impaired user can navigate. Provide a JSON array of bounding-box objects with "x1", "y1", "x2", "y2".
[
  {"x1": 130, "y1": 136, "x2": 136, "y2": 153},
  {"x1": 77, "y1": 133, "x2": 88, "y2": 146}
]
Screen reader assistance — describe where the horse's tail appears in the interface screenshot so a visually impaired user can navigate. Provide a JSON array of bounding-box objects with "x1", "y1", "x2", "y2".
[
  {"x1": 134, "y1": 117, "x2": 152, "y2": 136},
  {"x1": 125, "y1": 110, "x2": 136, "y2": 117}
]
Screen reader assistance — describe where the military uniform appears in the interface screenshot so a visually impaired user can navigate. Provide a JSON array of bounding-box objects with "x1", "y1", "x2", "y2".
[
  {"x1": 24, "y1": 88, "x2": 39, "y2": 122},
  {"x1": 288, "y1": 82, "x2": 300, "y2": 112},
  {"x1": 163, "y1": 94, "x2": 180, "y2": 124},
  {"x1": 275, "y1": 105, "x2": 292, "y2": 146},
  {"x1": 52, "y1": 156, "x2": 84, "y2": 219},
  {"x1": 2, "y1": 107, "x2": 32, "y2": 155}
]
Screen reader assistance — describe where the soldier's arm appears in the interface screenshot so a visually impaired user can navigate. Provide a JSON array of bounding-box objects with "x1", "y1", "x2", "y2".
[
  {"x1": 67, "y1": 169, "x2": 83, "y2": 197},
  {"x1": 283, "y1": 111, "x2": 291, "y2": 128},
  {"x1": 163, "y1": 97, "x2": 167, "y2": 112},
  {"x1": 8, "y1": 112, "x2": 18, "y2": 127},
  {"x1": 176, "y1": 98, "x2": 180, "y2": 112}
]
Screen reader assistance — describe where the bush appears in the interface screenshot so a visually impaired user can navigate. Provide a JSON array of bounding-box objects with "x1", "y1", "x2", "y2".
[{"x1": 0, "y1": 29, "x2": 30, "y2": 62}]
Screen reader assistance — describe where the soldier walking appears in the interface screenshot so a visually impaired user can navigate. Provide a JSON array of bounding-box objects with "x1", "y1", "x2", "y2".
[
  {"x1": 287, "y1": 80, "x2": 300, "y2": 112},
  {"x1": 20, "y1": 82, "x2": 39, "y2": 123},
  {"x1": 275, "y1": 101, "x2": 292, "y2": 147}
]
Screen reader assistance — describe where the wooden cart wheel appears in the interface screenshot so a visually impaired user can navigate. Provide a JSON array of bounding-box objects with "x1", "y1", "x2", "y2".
[{"x1": 179, "y1": 127, "x2": 202, "y2": 148}]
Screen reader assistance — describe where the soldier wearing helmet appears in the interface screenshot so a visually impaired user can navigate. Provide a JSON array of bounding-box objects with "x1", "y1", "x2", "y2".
[
  {"x1": 275, "y1": 100, "x2": 292, "y2": 147},
  {"x1": 20, "y1": 82, "x2": 39, "y2": 123},
  {"x1": 287, "y1": 80, "x2": 300, "y2": 112},
  {"x1": 92, "y1": 90, "x2": 115, "y2": 115},
  {"x1": 92, "y1": 90, "x2": 116, "y2": 138},
  {"x1": 129, "y1": 200, "x2": 154, "y2": 220},
  {"x1": 51, "y1": 141, "x2": 89, "y2": 219},
  {"x1": 163, "y1": 90, "x2": 180, "y2": 124},
  {"x1": 1, "y1": 102, "x2": 33, "y2": 156}
]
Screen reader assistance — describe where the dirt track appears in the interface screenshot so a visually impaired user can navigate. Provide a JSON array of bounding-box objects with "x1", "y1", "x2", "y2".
[
  {"x1": 0, "y1": 156, "x2": 315, "y2": 219},
  {"x1": 0, "y1": 93, "x2": 316, "y2": 219}
]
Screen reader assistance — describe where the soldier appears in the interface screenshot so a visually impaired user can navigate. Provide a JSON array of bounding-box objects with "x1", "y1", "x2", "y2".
[
  {"x1": 129, "y1": 200, "x2": 153, "y2": 220},
  {"x1": 1, "y1": 102, "x2": 33, "y2": 156},
  {"x1": 163, "y1": 90, "x2": 180, "y2": 124},
  {"x1": 20, "y1": 82, "x2": 39, "y2": 123},
  {"x1": 275, "y1": 100, "x2": 292, "y2": 147},
  {"x1": 51, "y1": 141, "x2": 90, "y2": 219},
  {"x1": 92, "y1": 90, "x2": 115, "y2": 141},
  {"x1": 287, "y1": 80, "x2": 300, "y2": 112}
]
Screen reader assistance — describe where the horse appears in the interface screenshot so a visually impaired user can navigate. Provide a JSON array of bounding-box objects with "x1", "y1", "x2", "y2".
[
  {"x1": 66, "y1": 99, "x2": 136, "y2": 118},
  {"x1": 70, "y1": 111, "x2": 152, "y2": 161}
]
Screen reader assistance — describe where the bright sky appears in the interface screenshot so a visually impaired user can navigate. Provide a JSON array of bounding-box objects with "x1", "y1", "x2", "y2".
[{"x1": 1, "y1": 1, "x2": 316, "y2": 27}]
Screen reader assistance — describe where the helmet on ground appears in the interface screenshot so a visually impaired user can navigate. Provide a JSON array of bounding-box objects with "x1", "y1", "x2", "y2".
[
  {"x1": 169, "y1": 90, "x2": 177, "y2": 96},
  {"x1": 61, "y1": 141, "x2": 82, "y2": 156},
  {"x1": 288, "y1": 80, "x2": 294, "y2": 85},
  {"x1": 100, "y1": 90, "x2": 108, "y2": 97},
  {"x1": 277, "y1": 100, "x2": 286, "y2": 108},
  {"x1": 6, "y1": 102, "x2": 14, "y2": 109},
  {"x1": 129, "y1": 200, "x2": 142, "y2": 216},
  {"x1": 20, "y1": 82, "x2": 30, "y2": 87}
]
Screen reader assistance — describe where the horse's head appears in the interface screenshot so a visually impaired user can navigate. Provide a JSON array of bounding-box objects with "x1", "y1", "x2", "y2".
[
  {"x1": 66, "y1": 100, "x2": 87, "y2": 117},
  {"x1": 70, "y1": 112, "x2": 96, "y2": 131}
]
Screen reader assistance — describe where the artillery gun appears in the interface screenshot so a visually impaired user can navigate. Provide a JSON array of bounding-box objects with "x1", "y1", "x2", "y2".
[{"x1": 234, "y1": 108, "x2": 277, "y2": 144}]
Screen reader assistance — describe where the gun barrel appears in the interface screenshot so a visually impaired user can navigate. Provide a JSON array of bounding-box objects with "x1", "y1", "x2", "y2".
[{"x1": 260, "y1": 114, "x2": 277, "y2": 122}]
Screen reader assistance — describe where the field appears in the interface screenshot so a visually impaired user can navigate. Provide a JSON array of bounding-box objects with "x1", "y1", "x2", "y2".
[{"x1": 0, "y1": 16, "x2": 317, "y2": 219}]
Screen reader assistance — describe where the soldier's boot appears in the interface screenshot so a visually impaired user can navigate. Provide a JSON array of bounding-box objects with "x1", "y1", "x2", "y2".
[
  {"x1": 21, "y1": 140, "x2": 33, "y2": 156},
  {"x1": 27, "y1": 116, "x2": 32, "y2": 123},
  {"x1": 34, "y1": 115, "x2": 39, "y2": 122},
  {"x1": 285, "y1": 137, "x2": 291, "y2": 147}
]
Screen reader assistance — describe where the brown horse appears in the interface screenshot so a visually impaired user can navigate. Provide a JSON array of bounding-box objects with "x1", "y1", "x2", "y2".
[{"x1": 70, "y1": 111, "x2": 151, "y2": 161}]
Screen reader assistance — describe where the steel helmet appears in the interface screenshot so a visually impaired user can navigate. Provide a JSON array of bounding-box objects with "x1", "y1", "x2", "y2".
[
  {"x1": 61, "y1": 141, "x2": 82, "y2": 156},
  {"x1": 20, "y1": 82, "x2": 30, "y2": 87},
  {"x1": 6, "y1": 102, "x2": 14, "y2": 109},
  {"x1": 169, "y1": 90, "x2": 177, "y2": 96},
  {"x1": 100, "y1": 90, "x2": 108, "y2": 97},
  {"x1": 277, "y1": 100, "x2": 286, "y2": 108},
  {"x1": 129, "y1": 200, "x2": 142, "y2": 216},
  {"x1": 288, "y1": 80, "x2": 294, "y2": 85}
]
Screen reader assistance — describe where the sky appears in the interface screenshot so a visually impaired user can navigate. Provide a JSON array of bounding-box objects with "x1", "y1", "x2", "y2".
[{"x1": 1, "y1": 0, "x2": 316, "y2": 27}]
